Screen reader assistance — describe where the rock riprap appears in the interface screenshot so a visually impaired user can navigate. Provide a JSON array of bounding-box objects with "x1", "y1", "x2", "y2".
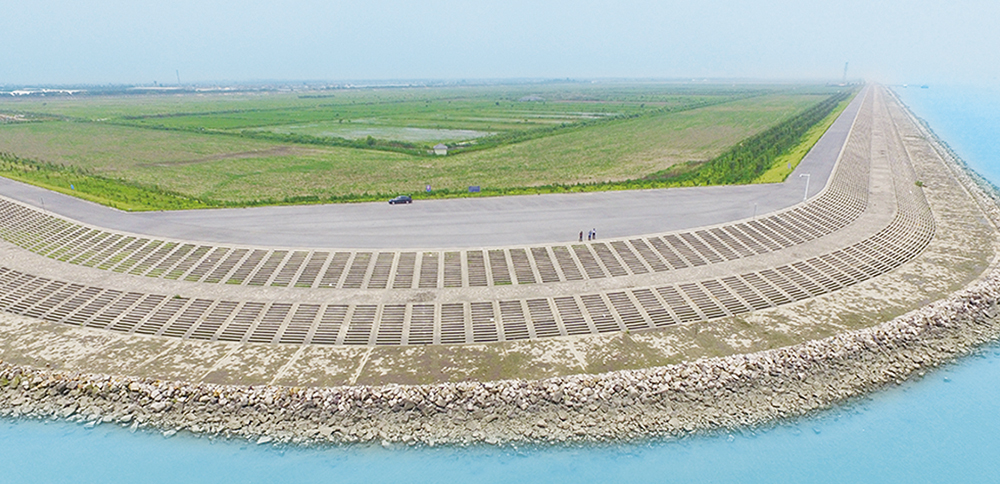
[{"x1": 2, "y1": 270, "x2": 998, "y2": 446}]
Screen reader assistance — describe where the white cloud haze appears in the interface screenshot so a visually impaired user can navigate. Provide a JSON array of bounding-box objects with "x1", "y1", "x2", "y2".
[{"x1": 2, "y1": 0, "x2": 997, "y2": 85}]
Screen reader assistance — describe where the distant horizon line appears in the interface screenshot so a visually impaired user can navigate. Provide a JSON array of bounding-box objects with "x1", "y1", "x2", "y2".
[{"x1": 0, "y1": 76, "x2": 861, "y2": 91}]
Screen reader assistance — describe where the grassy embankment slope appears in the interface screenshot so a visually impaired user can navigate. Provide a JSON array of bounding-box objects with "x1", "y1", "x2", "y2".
[{"x1": 0, "y1": 84, "x2": 854, "y2": 210}]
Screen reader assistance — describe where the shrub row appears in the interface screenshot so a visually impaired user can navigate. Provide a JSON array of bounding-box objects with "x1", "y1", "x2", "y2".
[
  {"x1": 644, "y1": 89, "x2": 854, "y2": 185},
  {"x1": 0, "y1": 152, "x2": 216, "y2": 211},
  {"x1": 0, "y1": 88, "x2": 854, "y2": 211}
]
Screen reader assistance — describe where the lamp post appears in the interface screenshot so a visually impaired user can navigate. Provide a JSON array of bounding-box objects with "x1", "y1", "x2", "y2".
[{"x1": 799, "y1": 174, "x2": 811, "y2": 201}]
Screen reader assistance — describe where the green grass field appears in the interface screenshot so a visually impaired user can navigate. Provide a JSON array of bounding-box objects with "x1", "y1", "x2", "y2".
[
  {"x1": 0, "y1": 82, "x2": 855, "y2": 209},
  {"x1": 0, "y1": 82, "x2": 776, "y2": 120}
]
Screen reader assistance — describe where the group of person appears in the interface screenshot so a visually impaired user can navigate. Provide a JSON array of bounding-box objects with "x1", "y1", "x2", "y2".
[{"x1": 579, "y1": 228, "x2": 597, "y2": 242}]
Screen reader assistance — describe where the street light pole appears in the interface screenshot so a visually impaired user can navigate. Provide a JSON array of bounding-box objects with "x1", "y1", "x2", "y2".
[{"x1": 799, "y1": 174, "x2": 811, "y2": 201}]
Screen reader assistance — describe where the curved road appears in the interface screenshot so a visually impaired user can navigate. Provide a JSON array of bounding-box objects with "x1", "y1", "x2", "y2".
[{"x1": 0, "y1": 87, "x2": 864, "y2": 249}]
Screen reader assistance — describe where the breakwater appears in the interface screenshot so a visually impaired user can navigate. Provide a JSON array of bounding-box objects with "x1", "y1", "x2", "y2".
[
  {"x1": 1, "y1": 89, "x2": 999, "y2": 447},
  {"x1": 1, "y1": 265, "x2": 999, "y2": 446}
]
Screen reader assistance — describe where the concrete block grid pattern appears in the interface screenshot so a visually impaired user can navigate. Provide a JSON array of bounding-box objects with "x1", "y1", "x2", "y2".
[
  {"x1": 0, "y1": 173, "x2": 868, "y2": 291},
  {"x1": 0, "y1": 201, "x2": 867, "y2": 290},
  {"x1": 0, "y1": 87, "x2": 935, "y2": 346}
]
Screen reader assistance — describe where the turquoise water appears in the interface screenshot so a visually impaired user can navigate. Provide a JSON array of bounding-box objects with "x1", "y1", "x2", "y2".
[
  {"x1": 4, "y1": 348, "x2": 1000, "y2": 484},
  {"x1": 4, "y1": 85, "x2": 1000, "y2": 483},
  {"x1": 895, "y1": 85, "x2": 1000, "y2": 183}
]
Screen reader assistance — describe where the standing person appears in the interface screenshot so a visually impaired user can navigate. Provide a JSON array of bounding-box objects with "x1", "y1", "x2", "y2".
[
  {"x1": 579, "y1": 231, "x2": 583, "y2": 242},
  {"x1": 592, "y1": 228, "x2": 597, "y2": 240}
]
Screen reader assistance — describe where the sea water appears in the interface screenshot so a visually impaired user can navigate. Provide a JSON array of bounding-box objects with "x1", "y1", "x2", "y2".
[
  {"x1": 896, "y1": 85, "x2": 1000, "y2": 183},
  {"x1": 3, "y1": 85, "x2": 1000, "y2": 483},
  {"x1": 5, "y1": 348, "x2": 1000, "y2": 484}
]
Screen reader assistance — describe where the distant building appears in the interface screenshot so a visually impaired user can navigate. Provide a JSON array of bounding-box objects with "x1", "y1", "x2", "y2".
[
  {"x1": 433, "y1": 143, "x2": 448, "y2": 155},
  {"x1": 518, "y1": 95, "x2": 544, "y2": 102}
]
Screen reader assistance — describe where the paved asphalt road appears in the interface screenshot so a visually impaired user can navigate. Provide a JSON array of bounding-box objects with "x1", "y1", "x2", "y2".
[{"x1": 0, "y1": 87, "x2": 865, "y2": 250}]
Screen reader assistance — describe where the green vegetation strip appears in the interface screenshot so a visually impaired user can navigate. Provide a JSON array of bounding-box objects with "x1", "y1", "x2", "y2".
[
  {"x1": 642, "y1": 90, "x2": 854, "y2": 186},
  {"x1": 0, "y1": 86, "x2": 856, "y2": 211},
  {"x1": 0, "y1": 153, "x2": 215, "y2": 211},
  {"x1": 434, "y1": 89, "x2": 857, "y2": 197},
  {"x1": 752, "y1": 95, "x2": 854, "y2": 184}
]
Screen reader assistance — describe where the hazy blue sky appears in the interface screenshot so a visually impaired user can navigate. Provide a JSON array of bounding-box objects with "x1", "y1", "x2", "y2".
[{"x1": 2, "y1": 0, "x2": 997, "y2": 85}]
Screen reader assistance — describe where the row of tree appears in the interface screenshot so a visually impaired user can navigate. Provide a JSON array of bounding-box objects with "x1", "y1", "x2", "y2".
[
  {"x1": 644, "y1": 90, "x2": 854, "y2": 185},
  {"x1": 0, "y1": 152, "x2": 213, "y2": 211}
]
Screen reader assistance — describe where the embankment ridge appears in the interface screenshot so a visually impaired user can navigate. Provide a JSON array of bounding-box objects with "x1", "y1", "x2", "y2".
[{"x1": 2, "y1": 89, "x2": 1000, "y2": 446}]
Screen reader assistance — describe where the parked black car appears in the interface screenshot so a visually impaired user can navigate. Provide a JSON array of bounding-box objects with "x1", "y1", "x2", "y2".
[{"x1": 388, "y1": 195, "x2": 413, "y2": 205}]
